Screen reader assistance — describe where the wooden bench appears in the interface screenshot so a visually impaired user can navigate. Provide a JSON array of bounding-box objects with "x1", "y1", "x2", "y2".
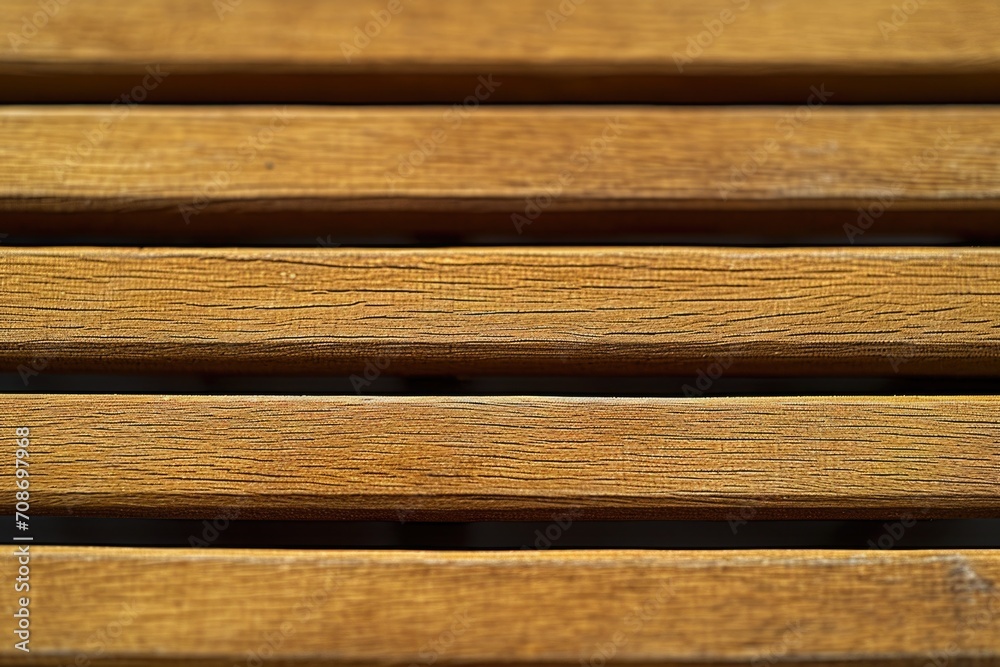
[{"x1": 1, "y1": 0, "x2": 998, "y2": 664}]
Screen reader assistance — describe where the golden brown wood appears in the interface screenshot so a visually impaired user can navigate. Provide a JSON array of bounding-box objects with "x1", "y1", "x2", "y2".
[
  {"x1": 5, "y1": 394, "x2": 1000, "y2": 520},
  {"x1": 2, "y1": 547, "x2": 999, "y2": 665},
  {"x1": 1, "y1": 107, "x2": 999, "y2": 238},
  {"x1": 1, "y1": 247, "x2": 999, "y2": 376},
  {"x1": 2, "y1": 0, "x2": 999, "y2": 102}
]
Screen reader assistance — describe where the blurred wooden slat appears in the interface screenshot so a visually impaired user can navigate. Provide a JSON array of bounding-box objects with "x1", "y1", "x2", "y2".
[
  {"x1": 1, "y1": 107, "x2": 999, "y2": 237},
  {"x1": 1, "y1": 0, "x2": 999, "y2": 102},
  {"x1": 6, "y1": 394, "x2": 1000, "y2": 520},
  {"x1": 1, "y1": 247, "x2": 998, "y2": 375},
  {"x1": 2, "y1": 547, "x2": 998, "y2": 665}
]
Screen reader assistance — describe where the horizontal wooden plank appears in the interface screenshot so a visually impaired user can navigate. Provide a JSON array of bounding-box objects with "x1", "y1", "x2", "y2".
[
  {"x1": 1, "y1": 0, "x2": 999, "y2": 102},
  {"x1": 6, "y1": 395, "x2": 1000, "y2": 520},
  {"x1": 2, "y1": 107, "x2": 999, "y2": 237},
  {"x1": 1, "y1": 247, "x2": 998, "y2": 375},
  {"x1": 3, "y1": 547, "x2": 999, "y2": 665}
]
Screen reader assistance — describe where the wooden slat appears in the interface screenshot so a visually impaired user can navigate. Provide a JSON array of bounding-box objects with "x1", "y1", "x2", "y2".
[
  {"x1": 1, "y1": 247, "x2": 998, "y2": 376},
  {"x1": 6, "y1": 395, "x2": 1000, "y2": 520},
  {"x1": 3, "y1": 547, "x2": 999, "y2": 665},
  {"x1": 2, "y1": 107, "x2": 999, "y2": 237},
  {"x1": 1, "y1": 0, "x2": 999, "y2": 102}
]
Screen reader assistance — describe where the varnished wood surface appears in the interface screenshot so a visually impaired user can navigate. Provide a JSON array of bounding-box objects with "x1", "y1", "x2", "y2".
[
  {"x1": 2, "y1": 107, "x2": 999, "y2": 237},
  {"x1": 2, "y1": 0, "x2": 999, "y2": 102},
  {"x1": 2, "y1": 547, "x2": 999, "y2": 665},
  {"x1": 1, "y1": 247, "x2": 998, "y2": 375},
  {"x1": 4, "y1": 394, "x2": 999, "y2": 520},
  {"x1": 2, "y1": 1, "x2": 998, "y2": 658}
]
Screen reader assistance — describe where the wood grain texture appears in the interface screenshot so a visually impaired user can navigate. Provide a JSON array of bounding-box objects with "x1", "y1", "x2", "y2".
[
  {"x1": 2, "y1": 547, "x2": 999, "y2": 665},
  {"x1": 2, "y1": 107, "x2": 999, "y2": 237},
  {"x1": 1, "y1": 0, "x2": 999, "y2": 102},
  {"x1": 1, "y1": 247, "x2": 998, "y2": 375},
  {"x1": 5, "y1": 395, "x2": 1000, "y2": 520}
]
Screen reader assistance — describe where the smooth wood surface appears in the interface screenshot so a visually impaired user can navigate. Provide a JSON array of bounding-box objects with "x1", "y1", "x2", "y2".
[
  {"x1": 2, "y1": 547, "x2": 999, "y2": 665},
  {"x1": 2, "y1": 107, "x2": 999, "y2": 237},
  {"x1": 1, "y1": 247, "x2": 998, "y2": 376},
  {"x1": 5, "y1": 395, "x2": 1000, "y2": 520},
  {"x1": 2, "y1": 0, "x2": 1000, "y2": 102}
]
